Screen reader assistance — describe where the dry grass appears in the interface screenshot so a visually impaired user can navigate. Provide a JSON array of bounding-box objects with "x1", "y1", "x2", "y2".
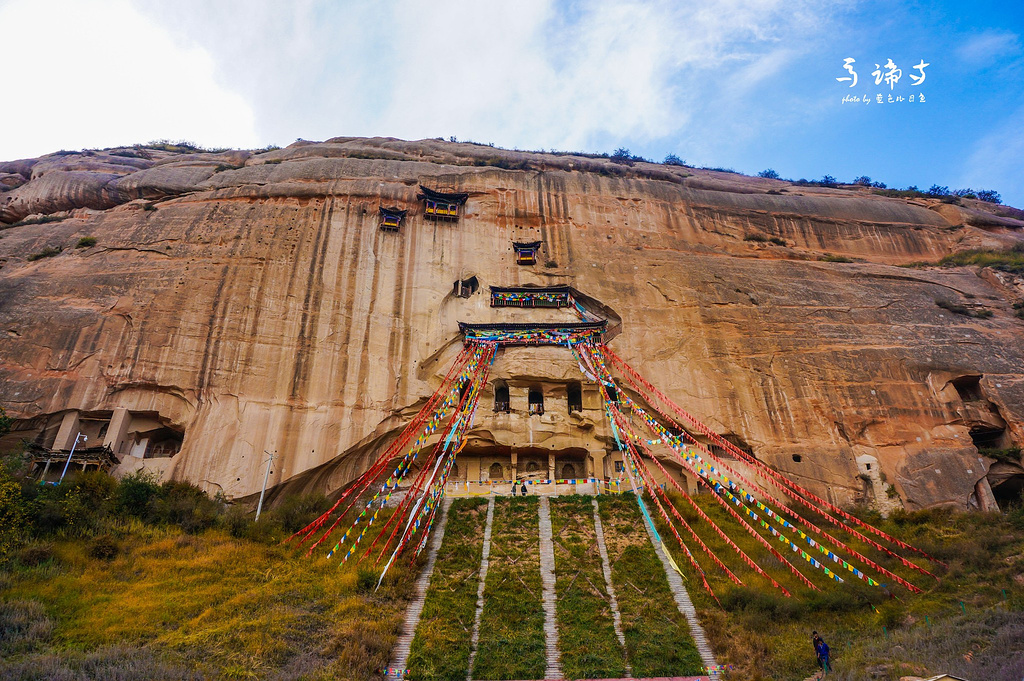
[
  {"x1": 0, "y1": 524, "x2": 415, "y2": 680},
  {"x1": 647, "y1": 489, "x2": 1024, "y2": 681}
]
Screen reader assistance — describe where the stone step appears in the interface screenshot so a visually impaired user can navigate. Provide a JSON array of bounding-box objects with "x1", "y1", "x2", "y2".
[
  {"x1": 466, "y1": 495, "x2": 496, "y2": 681},
  {"x1": 537, "y1": 496, "x2": 563, "y2": 680},
  {"x1": 636, "y1": 499, "x2": 718, "y2": 674},
  {"x1": 386, "y1": 497, "x2": 453, "y2": 680},
  {"x1": 592, "y1": 498, "x2": 632, "y2": 678}
]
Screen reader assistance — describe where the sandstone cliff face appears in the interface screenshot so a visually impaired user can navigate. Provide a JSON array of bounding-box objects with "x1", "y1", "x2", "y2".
[{"x1": 1, "y1": 138, "x2": 1022, "y2": 510}]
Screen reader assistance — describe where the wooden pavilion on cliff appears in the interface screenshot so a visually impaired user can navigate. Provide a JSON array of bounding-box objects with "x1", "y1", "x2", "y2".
[
  {"x1": 512, "y1": 240, "x2": 543, "y2": 265},
  {"x1": 379, "y1": 206, "x2": 408, "y2": 232},
  {"x1": 489, "y1": 285, "x2": 570, "y2": 308},
  {"x1": 418, "y1": 186, "x2": 468, "y2": 221}
]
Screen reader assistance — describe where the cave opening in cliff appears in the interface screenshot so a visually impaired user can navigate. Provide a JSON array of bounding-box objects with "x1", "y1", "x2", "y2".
[
  {"x1": 970, "y1": 425, "x2": 1008, "y2": 451},
  {"x1": 493, "y1": 382, "x2": 510, "y2": 412},
  {"x1": 132, "y1": 426, "x2": 183, "y2": 459},
  {"x1": 990, "y1": 472, "x2": 1024, "y2": 509},
  {"x1": 528, "y1": 387, "x2": 544, "y2": 415},
  {"x1": 952, "y1": 375, "x2": 984, "y2": 402},
  {"x1": 453, "y1": 275, "x2": 478, "y2": 298},
  {"x1": 567, "y1": 382, "x2": 582, "y2": 414}
]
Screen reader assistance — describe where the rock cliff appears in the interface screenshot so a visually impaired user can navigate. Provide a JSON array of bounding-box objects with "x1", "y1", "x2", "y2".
[{"x1": 1, "y1": 137, "x2": 1022, "y2": 510}]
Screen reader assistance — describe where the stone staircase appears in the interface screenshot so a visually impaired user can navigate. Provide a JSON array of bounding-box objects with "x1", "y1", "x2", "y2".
[
  {"x1": 592, "y1": 498, "x2": 632, "y2": 678},
  {"x1": 537, "y1": 496, "x2": 563, "y2": 680},
  {"x1": 386, "y1": 496, "x2": 452, "y2": 679},
  {"x1": 638, "y1": 506, "x2": 718, "y2": 673},
  {"x1": 466, "y1": 496, "x2": 496, "y2": 681}
]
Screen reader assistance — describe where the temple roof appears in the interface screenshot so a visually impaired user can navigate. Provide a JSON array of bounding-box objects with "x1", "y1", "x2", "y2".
[
  {"x1": 458, "y1": 321, "x2": 606, "y2": 346},
  {"x1": 379, "y1": 206, "x2": 408, "y2": 218},
  {"x1": 417, "y1": 186, "x2": 469, "y2": 204},
  {"x1": 489, "y1": 285, "x2": 571, "y2": 295},
  {"x1": 512, "y1": 241, "x2": 543, "y2": 250}
]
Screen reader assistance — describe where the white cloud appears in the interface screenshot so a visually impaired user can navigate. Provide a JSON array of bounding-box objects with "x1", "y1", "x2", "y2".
[
  {"x1": 958, "y1": 30, "x2": 1021, "y2": 67},
  {"x1": 0, "y1": 0, "x2": 260, "y2": 160},
  {"x1": 130, "y1": 0, "x2": 836, "y2": 154},
  {"x1": 959, "y1": 103, "x2": 1024, "y2": 207}
]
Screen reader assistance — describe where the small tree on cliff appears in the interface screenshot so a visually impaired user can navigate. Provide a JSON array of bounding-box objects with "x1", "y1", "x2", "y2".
[{"x1": 0, "y1": 406, "x2": 11, "y2": 440}]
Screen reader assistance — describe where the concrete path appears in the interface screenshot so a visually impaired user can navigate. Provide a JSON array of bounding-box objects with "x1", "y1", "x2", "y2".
[
  {"x1": 537, "y1": 496, "x2": 563, "y2": 680},
  {"x1": 386, "y1": 496, "x2": 452, "y2": 680},
  {"x1": 592, "y1": 498, "x2": 632, "y2": 678},
  {"x1": 638, "y1": 506, "x2": 718, "y2": 673},
  {"x1": 467, "y1": 496, "x2": 496, "y2": 681}
]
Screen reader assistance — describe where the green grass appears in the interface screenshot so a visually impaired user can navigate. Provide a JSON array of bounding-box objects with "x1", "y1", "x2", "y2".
[
  {"x1": 939, "y1": 247, "x2": 1024, "y2": 274},
  {"x1": 472, "y1": 496, "x2": 545, "y2": 680},
  {"x1": 597, "y1": 493, "x2": 704, "y2": 676},
  {"x1": 407, "y1": 497, "x2": 488, "y2": 680},
  {"x1": 26, "y1": 246, "x2": 62, "y2": 261},
  {"x1": 75, "y1": 236, "x2": 97, "y2": 248},
  {"x1": 549, "y1": 495, "x2": 628, "y2": 678}
]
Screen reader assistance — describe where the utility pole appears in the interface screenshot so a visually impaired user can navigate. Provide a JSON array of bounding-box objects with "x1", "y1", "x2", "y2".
[
  {"x1": 59, "y1": 432, "x2": 87, "y2": 484},
  {"x1": 255, "y1": 450, "x2": 276, "y2": 522}
]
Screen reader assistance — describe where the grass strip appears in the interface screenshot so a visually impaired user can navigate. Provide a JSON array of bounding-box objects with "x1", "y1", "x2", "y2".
[
  {"x1": 598, "y1": 492, "x2": 703, "y2": 676},
  {"x1": 549, "y1": 494, "x2": 628, "y2": 678},
  {"x1": 406, "y1": 497, "x2": 488, "y2": 680},
  {"x1": 472, "y1": 496, "x2": 545, "y2": 680}
]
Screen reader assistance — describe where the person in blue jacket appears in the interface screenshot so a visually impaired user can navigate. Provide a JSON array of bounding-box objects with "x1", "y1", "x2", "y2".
[{"x1": 812, "y1": 631, "x2": 831, "y2": 674}]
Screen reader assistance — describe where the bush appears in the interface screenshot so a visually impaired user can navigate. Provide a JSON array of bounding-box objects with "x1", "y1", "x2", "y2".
[
  {"x1": 75, "y1": 237, "x2": 96, "y2": 248},
  {"x1": 852, "y1": 176, "x2": 872, "y2": 185},
  {"x1": 151, "y1": 480, "x2": 220, "y2": 533},
  {"x1": 978, "y1": 447, "x2": 1022, "y2": 464},
  {"x1": 663, "y1": 153, "x2": 686, "y2": 166},
  {"x1": 30, "y1": 470, "x2": 119, "y2": 536},
  {"x1": 935, "y1": 298, "x2": 992, "y2": 318},
  {"x1": 115, "y1": 470, "x2": 161, "y2": 519},
  {"x1": 88, "y1": 533, "x2": 119, "y2": 560},
  {"x1": 15, "y1": 542, "x2": 54, "y2": 567},
  {"x1": 821, "y1": 254, "x2": 854, "y2": 263},
  {"x1": 610, "y1": 147, "x2": 634, "y2": 166},
  {"x1": 769, "y1": 237, "x2": 787, "y2": 246},
  {"x1": 544, "y1": 259, "x2": 558, "y2": 268},
  {"x1": 939, "y1": 248, "x2": 1024, "y2": 275},
  {"x1": 26, "y1": 246, "x2": 61, "y2": 262},
  {"x1": 356, "y1": 565, "x2": 380, "y2": 592},
  {"x1": 0, "y1": 469, "x2": 26, "y2": 559},
  {"x1": 720, "y1": 586, "x2": 805, "y2": 621},
  {"x1": 758, "y1": 169, "x2": 780, "y2": 179},
  {"x1": 743, "y1": 233, "x2": 768, "y2": 242},
  {"x1": 7, "y1": 215, "x2": 68, "y2": 228},
  {"x1": 269, "y1": 492, "x2": 331, "y2": 533},
  {"x1": 820, "y1": 174, "x2": 838, "y2": 187}
]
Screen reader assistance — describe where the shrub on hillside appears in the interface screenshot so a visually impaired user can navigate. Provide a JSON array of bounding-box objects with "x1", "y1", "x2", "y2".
[
  {"x1": 114, "y1": 470, "x2": 162, "y2": 519},
  {"x1": 151, "y1": 480, "x2": 220, "y2": 533},
  {"x1": 271, "y1": 492, "x2": 331, "y2": 533}
]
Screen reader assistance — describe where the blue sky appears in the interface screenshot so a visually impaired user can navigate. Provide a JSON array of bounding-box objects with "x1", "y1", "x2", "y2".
[{"x1": 1, "y1": 0, "x2": 1022, "y2": 206}]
